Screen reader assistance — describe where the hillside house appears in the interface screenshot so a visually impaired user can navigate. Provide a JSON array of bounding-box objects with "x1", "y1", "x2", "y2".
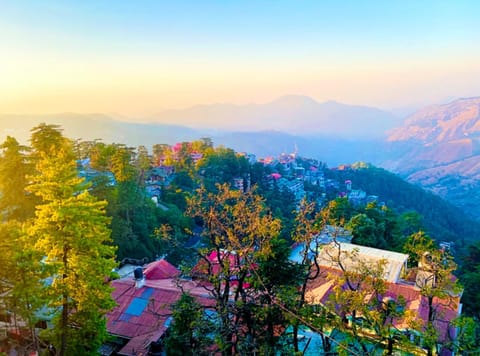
[
  {"x1": 304, "y1": 242, "x2": 462, "y2": 355},
  {"x1": 104, "y1": 259, "x2": 215, "y2": 356}
]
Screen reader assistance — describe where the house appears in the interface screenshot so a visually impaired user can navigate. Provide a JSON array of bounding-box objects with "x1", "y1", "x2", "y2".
[
  {"x1": 289, "y1": 226, "x2": 352, "y2": 264},
  {"x1": 191, "y1": 250, "x2": 255, "y2": 291},
  {"x1": 303, "y1": 242, "x2": 462, "y2": 355},
  {"x1": 347, "y1": 189, "x2": 367, "y2": 205},
  {"x1": 316, "y1": 242, "x2": 409, "y2": 283},
  {"x1": 105, "y1": 259, "x2": 215, "y2": 356}
]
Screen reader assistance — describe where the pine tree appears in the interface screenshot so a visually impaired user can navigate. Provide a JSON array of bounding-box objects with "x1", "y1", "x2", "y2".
[
  {"x1": 28, "y1": 124, "x2": 116, "y2": 355},
  {"x1": 0, "y1": 135, "x2": 44, "y2": 352},
  {"x1": 0, "y1": 136, "x2": 35, "y2": 220}
]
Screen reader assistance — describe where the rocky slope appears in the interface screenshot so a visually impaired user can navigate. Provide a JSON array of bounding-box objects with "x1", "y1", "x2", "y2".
[{"x1": 384, "y1": 97, "x2": 480, "y2": 219}]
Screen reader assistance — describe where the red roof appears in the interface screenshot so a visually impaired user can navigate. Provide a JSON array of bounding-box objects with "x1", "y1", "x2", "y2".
[
  {"x1": 306, "y1": 267, "x2": 461, "y2": 352},
  {"x1": 144, "y1": 259, "x2": 180, "y2": 280},
  {"x1": 107, "y1": 278, "x2": 214, "y2": 356}
]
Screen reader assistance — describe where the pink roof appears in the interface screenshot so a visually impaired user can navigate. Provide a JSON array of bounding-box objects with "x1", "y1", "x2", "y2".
[
  {"x1": 172, "y1": 143, "x2": 183, "y2": 152},
  {"x1": 270, "y1": 173, "x2": 282, "y2": 180},
  {"x1": 192, "y1": 250, "x2": 255, "y2": 289},
  {"x1": 143, "y1": 259, "x2": 180, "y2": 280},
  {"x1": 192, "y1": 250, "x2": 239, "y2": 276}
]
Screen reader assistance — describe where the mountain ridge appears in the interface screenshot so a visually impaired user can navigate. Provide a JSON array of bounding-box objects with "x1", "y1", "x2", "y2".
[
  {"x1": 148, "y1": 95, "x2": 399, "y2": 139},
  {"x1": 4, "y1": 96, "x2": 480, "y2": 219},
  {"x1": 383, "y1": 96, "x2": 480, "y2": 219}
]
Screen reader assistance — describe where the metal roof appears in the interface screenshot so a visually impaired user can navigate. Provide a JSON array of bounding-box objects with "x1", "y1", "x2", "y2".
[{"x1": 317, "y1": 242, "x2": 409, "y2": 283}]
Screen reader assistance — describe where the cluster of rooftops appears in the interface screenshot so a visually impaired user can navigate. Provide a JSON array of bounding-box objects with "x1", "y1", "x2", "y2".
[{"x1": 103, "y1": 239, "x2": 462, "y2": 356}]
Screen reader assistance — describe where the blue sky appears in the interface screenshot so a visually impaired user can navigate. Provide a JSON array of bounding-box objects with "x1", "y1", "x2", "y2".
[{"x1": 1, "y1": 0, "x2": 479, "y2": 116}]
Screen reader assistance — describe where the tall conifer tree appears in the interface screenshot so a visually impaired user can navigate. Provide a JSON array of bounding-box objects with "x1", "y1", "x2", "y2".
[
  {"x1": 0, "y1": 135, "x2": 35, "y2": 220},
  {"x1": 28, "y1": 124, "x2": 116, "y2": 355}
]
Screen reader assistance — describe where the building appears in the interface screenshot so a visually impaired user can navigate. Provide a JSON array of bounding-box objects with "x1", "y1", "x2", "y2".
[
  {"x1": 316, "y1": 242, "x2": 409, "y2": 283},
  {"x1": 104, "y1": 259, "x2": 215, "y2": 356},
  {"x1": 303, "y1": 242, "x2": 462, "y2": 355}
]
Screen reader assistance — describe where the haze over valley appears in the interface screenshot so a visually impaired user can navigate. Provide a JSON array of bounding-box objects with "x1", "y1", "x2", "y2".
[
  {"x1": 3, "y1": 1, "x2": 480, "y2": 354},
  {"x1": 3, "y1": 95, "x2": 480, "y2": 219}
]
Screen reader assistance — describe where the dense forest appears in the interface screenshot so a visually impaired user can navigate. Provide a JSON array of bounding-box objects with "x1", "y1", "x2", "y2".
[
  {"x1": 325, "y1": 163, "x2": 480, "y2": 247},
  {"x1": 1, "y1": 124, "x2": 479, "y2": 355}
]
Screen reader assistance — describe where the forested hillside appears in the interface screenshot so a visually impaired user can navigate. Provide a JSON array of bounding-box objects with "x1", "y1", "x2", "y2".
[
  {"x1": 1, "y1": 126, "x2": 479, "y2": 355},
  {"x1": 326, "y1": 163, "x2": 480, "y2": 247}
]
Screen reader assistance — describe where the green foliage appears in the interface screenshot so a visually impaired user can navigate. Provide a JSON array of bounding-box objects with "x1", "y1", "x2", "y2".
[
  {"x1": 459, "y1": 242, "x2": 480, "y2": 319},
  {"x1": 412, "y1": 248, "x2": 463, "y2": 355},
  {"x1": 398, "y1": 211, "x2": 424, "y2": 236},
  {"x1": 402, "y1": 231, "x2": 435, "y2": 268},
  {"x1": 187, "y1": 184, "x2": 286, "y2": 354},
  {"x1": 347, "y1": 203, "x2": 404, "y2": 251},
  {"x1": 326, "y1": 164, "x2": 480, "y2": 244},
  {"x1": 164, "y1": 293, "x2": 213, "y2": 356},
  {"x1": 80, "y1": 141, "x2": 164, "y2": 260},
  {"x1": 263, "y1": 185, "x2": 296, "y2": 242},
  {"x1": 348, "y1": 213, "x2": 380, "y2": 247},
  {"x1": 325, "y1": 197, "x2": 352, "y2": 224},
  {"x1": 250, "y1": 162, "x2": 272, "y2": 193},
  {"x1": 0, "y1": 136, "x2": 35, "y2": 220},
  {"x1": 28, "y1": 124, "x2": 116, "y2": 355},
  {"x1": 153, "y1": 204, "x2": 194, "y2": 266},
  {"x1": 2, "y1": 130, "x2": 474, "y2": 354},
  {"x1": 324, "y1": 246, "x2": 418, "y2": 354},
  {"x1": 449, "y1": 316, "x2": 478, "y2": 352},
  {"x1": 197, "y1": 146, "x2": 249, "y2": 191}
]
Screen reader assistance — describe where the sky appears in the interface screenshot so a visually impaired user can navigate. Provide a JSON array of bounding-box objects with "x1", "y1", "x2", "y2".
[{"x1": 1, "y1": 0, "x2": 480, "y2": 117}]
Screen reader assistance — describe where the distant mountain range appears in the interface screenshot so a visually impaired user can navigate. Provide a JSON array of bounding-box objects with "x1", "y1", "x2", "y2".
[
  {"x1": 148, "y1": 95, "x2": 400, "y2": 139},
  {"x1": 0, "y1": 95, "x2": 400, "y2": 163},
  {"x1": 0, "y1": 113, "x2": 199, "y2": 147},
  {"x1": 3, "y1": 95, "x2": 480, "y2": 219}
]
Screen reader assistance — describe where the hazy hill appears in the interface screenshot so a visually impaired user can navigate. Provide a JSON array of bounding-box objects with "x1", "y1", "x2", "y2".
[
  {"x1": 149, "y1": 95, "x2": 399, "y2": 139},
  {"x1": 0, "y1": 114, "x2": 199, "y2": 147},
  {"x1": 382, "y1": 97, "x2": 480, "y2": 219},
  {"x1": 214, "y1": 130, "x2": 386, "y2": 166},
  {"x1": 5, "y1": 96, "x2": 480, "y2": 221},
  {"x1": 388, "y1": 97, "x2": 480, "y2": 143}
]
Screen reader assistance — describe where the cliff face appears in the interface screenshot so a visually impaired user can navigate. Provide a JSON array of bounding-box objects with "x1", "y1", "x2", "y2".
[{"x1": 384, "y1": 97, "x2": 480, "y2": 219}]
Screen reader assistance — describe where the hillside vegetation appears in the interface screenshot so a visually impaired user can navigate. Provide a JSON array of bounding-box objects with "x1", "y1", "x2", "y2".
[{"x1": 326, "y1": 163, "x2": 480, "y2": 247}]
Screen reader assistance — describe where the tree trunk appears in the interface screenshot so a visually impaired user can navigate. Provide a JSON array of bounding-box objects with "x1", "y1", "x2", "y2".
[
  {"x1": 428, "y1": 296, "x2": 434, "y2": 322},
  {"x1": 293, "y1": 322, "x2": 300, "y2": 353},
  {"x1": 387, "y1": 337, "x2": 393, "y2": 355},
  {"x1": 60, "y1": 291, "x2": 68, "y2": 356},
  {"x1": 60, "y1": 248, "x2": 69, "y2": 356}
]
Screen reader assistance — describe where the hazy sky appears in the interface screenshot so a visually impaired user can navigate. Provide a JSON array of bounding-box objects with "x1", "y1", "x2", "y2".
[{"x1": 1, "y1": 0, "x2": 479, "y2": 116}]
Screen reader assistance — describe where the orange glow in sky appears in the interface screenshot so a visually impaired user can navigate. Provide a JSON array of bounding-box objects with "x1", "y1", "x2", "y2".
[{"x1": 1, "y1": 1, "x2": 479, "y2": 117}]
